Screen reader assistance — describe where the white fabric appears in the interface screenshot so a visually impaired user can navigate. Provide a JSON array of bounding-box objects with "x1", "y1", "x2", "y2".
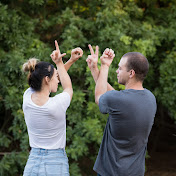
[{"x1": 23, "y1": 87, "x2": 70, "y2": 149}]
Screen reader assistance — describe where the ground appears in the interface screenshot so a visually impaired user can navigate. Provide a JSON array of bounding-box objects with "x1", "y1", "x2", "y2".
[
  {"x1": 145, "y1": 116, "x2": 176, "y2": 176},
  {"x1": 145, "y1": 151, "x2": 176, "y2": 176}
]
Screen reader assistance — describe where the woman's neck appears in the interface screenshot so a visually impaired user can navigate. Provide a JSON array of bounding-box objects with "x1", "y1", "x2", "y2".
[{"x1": 31, "y1": 88, "x2": 50, "y2": 106}]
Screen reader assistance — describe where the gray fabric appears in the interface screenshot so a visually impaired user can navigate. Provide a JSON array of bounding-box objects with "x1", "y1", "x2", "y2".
[{"x1": 93, "y1": 89, "x2": 157, "y2": 176}]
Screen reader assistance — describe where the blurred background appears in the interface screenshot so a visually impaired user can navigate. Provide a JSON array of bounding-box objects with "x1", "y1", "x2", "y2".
[{"x1": 0, "y1": 0, "x2": 176, "y2": 175}]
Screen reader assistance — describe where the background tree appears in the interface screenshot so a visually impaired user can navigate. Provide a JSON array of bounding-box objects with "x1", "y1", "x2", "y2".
[{"x1": 0, "y1": 0, "x2": 176, "y2": 175}]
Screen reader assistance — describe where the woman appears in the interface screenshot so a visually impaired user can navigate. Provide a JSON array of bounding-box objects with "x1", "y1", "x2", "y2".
[{"x1": 22, "y1": 40, "x2": 83, "y2": 176}]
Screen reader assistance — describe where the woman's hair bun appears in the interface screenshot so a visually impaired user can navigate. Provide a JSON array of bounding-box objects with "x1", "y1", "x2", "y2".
[{"x1": 23, "y1": 58, "x2": 38, "y2": 73}]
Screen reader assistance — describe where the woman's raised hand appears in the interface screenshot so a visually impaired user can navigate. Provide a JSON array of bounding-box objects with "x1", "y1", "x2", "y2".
[
  {"x1": 70, "y1": 47, "x2": 83, "y2": 62},
  {"x1": 50, "y1": 40, "x2": 66, "y2": 65}
]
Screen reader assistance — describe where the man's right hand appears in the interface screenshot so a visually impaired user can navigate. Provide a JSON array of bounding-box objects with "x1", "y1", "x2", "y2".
[
  {"x1": 86, "y1": 44, "x2": 99, "y2": 70},
  {"x1": 100, "y1": 48, "x2": 115, "y2": 67}
]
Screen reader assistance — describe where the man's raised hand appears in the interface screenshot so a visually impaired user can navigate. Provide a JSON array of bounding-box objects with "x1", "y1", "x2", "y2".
[
  {"x1": 86, "y1": 44, "x2": 99, "y2": 69},
  {"x1": 50, "y1": 40, "x2": 66, "y2": 64},
  {"x1": 100, "y1": 48, "x2": 115, "y2": 67}
]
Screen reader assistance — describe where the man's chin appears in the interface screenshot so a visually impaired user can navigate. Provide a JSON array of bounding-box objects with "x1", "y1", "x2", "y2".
[{"x1": 118, "y1": 81, "x2": 125, "y2": 86}]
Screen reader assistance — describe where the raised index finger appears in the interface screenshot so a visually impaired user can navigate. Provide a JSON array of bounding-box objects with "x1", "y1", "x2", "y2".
[
  {"x1": 55, "y1": 40, "x2": 60, "y2": 52},
  {"x1": 88, "y1": 44, "x2": 94, "y2": 55}
]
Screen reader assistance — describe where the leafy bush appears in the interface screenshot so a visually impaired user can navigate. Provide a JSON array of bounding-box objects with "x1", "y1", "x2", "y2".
[{"x1": 0, "y1": 0, "x2": 176, "y2": 175}]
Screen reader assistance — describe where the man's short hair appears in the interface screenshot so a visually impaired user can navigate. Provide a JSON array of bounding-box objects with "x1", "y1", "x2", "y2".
[{"x1": 123, "y1": 52, "x2": 149, "y2": 82}]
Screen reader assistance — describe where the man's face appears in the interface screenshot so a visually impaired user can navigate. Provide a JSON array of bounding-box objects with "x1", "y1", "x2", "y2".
[{"x1": 116, "y1": 57, "x2": 130, "y2": 85}]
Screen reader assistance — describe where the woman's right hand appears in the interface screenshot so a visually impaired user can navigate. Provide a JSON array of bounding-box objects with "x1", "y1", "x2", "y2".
[{"x1": 50, "y1": 40, "x2": 66, "y2": 65}]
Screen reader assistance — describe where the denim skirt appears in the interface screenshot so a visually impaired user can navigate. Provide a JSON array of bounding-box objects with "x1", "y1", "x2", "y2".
[{"x1": 23, "y1": 148, "x2": 69, "y2": 176}]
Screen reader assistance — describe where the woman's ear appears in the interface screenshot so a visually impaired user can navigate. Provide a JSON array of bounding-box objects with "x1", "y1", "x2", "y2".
[{"x1": 44, "y1": 76, "x2": 50, "y2": 84}]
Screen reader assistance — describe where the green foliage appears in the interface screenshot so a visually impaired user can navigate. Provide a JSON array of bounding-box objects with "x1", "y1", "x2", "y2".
[
  {"x1": 0, "y1": 152, "x2": 28, "y2": 176},
  {"x1": 69, "y1": 162, "x2": 82, "y2": 176},
  {"x1": 0, "y1": 132, "x2": 11, "y2": 148},
  {"x1": 157, "y1": 51, "x2": 176, "y2": 118},
  {"x1": 0, "y1": 0, "x2": 176, "y2": 175}
]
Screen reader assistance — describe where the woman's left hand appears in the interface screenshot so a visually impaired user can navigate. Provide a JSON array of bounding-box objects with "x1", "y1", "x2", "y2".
[{"x1": 70, "y1": 47, "x2": 83, "y2": 62}]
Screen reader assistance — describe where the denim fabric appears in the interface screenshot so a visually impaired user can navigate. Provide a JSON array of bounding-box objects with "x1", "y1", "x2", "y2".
[
  {"x1": 23, "y1": 148, "x2": 69, "y2": 176},
  {"x1": 97, "y1": 174, "x2": 101, "y2": 176}
]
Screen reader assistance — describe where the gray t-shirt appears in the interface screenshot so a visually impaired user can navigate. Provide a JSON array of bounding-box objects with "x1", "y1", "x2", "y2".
[{"x1": 93, "y1": 89, "x2": 157, "y2": 176}]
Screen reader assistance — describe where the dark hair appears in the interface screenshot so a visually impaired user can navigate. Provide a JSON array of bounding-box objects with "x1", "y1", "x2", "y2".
[
  {"x1": 122, "y1": 52, "x2": 149, "y2": 82},
  {"x1": 23, "y1": 58, "x2": 54, "y2": 91}
]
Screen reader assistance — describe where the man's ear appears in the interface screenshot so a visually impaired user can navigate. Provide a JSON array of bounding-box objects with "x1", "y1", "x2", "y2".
[{"x1": 129, "y1": 69, "x2": 135, "y2": 78}]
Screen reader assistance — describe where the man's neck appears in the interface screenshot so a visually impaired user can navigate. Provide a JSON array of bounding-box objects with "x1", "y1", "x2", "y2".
[{"x1": 125, "y1": 81, "x2": 144, "y2": 90}]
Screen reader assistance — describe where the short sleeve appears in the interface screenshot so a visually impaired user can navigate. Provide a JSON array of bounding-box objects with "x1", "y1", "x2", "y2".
[
  {"x1": 99, "y1": 90, "x2": 120, "y2": 114},
  {"x1": 99, "y1": 93, "x2": 109, "y2": 114},
  {"x1": 23, "y1": 87, "x2": 34, "y2": 110},
  {"x1": 23, "y1": 87, "x2": 34, "y2": 99},
  {"x1": 53, "y1": 92, "x2": 71, "y2": 112}
]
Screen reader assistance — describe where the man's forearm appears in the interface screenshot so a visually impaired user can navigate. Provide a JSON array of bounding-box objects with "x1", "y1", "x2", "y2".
[
  {"x1": 90, "y1": 67, "x2": 114, "y2": 91},
  {"x1": 95, "y1": 64, "x2": 109, "y2": 104},
  {"x1": 90, "y1": 66, "x2": 100, "y2": 83}
]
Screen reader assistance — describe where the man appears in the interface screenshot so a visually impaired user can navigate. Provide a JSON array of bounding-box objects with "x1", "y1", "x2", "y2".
[{"x1": 86, "y1": 45, "x2": 157, "y2": 176}]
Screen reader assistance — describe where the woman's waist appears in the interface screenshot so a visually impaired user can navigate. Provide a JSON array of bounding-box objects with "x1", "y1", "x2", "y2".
[
  {"x1": 28, "y1": 132, "x2": 66, "y2": 149},
  {"x1": 30, "y1": 147, "x2": 67, "y2": 156}
]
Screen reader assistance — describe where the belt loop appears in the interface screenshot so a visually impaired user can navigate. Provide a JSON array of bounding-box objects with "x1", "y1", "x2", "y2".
[{"x1": 38, "y1": 148, "x2": 40, "y2": 155}]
